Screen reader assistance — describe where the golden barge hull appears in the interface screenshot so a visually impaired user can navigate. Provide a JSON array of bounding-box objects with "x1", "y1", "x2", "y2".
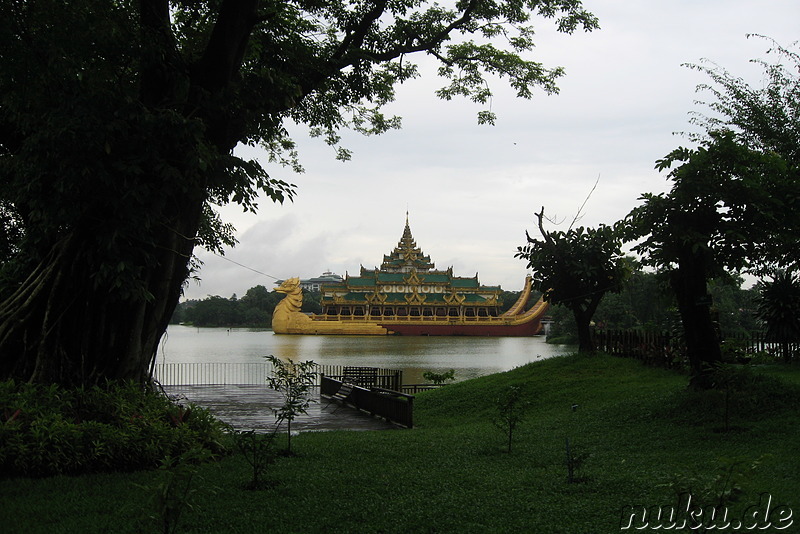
[
  {"x1": 274, "y1": 317, "x2": 545, "y2": 336},
  {"x1": 272, "y1": 275, "x2": 549, "y2": 336}
]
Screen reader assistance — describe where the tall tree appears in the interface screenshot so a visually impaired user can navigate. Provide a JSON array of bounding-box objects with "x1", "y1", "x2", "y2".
[
  {"x1": 516, "y1": 208, "x2": 628, "y2": 353},
  {"x1": 627, "y1": 38, "x2": 800, "y2": 387},
  {"x1": 629, "y1": 134, "x2": 797, "y2": 386},
  {"x1": 0, "y1": 1, "x2": 597, "y2": 386}
]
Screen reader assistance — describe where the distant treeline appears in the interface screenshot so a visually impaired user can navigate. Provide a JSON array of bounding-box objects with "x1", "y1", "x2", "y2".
[
  {"x1": 172, "y1": 272, "x2": 759, "y2": 336},
  {"x1": 170, "y1": 285, "x2": 319, "y2": 327},
  {"x1": 546, "y1": 271, "x2": 758, "y2": 344}
]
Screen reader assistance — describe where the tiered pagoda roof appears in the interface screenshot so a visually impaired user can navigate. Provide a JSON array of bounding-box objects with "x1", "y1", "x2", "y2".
[
  {"x1": 379, "y1": 215, "x2": 434, "y2": 273},
  {"x1": 319, "y1": 215, "x2": 502, "y2": 314}
]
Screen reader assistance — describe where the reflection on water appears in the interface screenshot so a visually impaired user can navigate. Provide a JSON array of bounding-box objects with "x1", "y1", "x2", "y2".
[{"x1": 159, "y1": 325, "x2": 575, "y2": 384}]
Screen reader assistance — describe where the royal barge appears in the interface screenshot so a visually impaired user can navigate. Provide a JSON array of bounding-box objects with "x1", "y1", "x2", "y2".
[{"x1": 271, "y1": 216, "x2": 548, "y2": 336}]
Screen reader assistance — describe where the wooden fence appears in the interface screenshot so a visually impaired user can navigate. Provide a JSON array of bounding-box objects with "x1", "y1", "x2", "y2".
[
  {"x1": 593, "y1": 329, "x2": 799, "y2": 366},
  {"x1": 321, "y1": 375, "x2": 414, "y2": 428},
  {"x1": 593, "y1": 330, "x2": 682, "y2": 367},
  {"x1": 400, "y1": 384, "x2": 440, "y2": 394},
  {"x1": 321, "y1": 366, "x2": 402, "y2": 391},
  {"x1": 727, "y1": 333, "x2": 800, "y2": 361}
]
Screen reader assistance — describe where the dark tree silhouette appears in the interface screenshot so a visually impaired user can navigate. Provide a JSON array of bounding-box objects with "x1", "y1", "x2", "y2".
[
  {"x1": 0, "y1": 1, "x2": 597, "y2": 386},
  {"x1": 627, "y1": 39, "x2": 800, "y2": 387}
]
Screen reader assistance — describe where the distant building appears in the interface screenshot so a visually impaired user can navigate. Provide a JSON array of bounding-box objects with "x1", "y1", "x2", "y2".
[{"x1": 276, "y1": 271, "x2": 343, "y2": 292}]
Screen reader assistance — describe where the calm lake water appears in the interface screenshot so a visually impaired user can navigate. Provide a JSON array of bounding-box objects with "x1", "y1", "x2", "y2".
[{"x1": 159, "y1": 325, "x2": 575, "y2": 384}]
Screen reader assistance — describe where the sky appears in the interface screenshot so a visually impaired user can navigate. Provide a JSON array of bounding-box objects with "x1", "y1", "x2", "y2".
[{"x1": 182, "y1": 0, "x2": 799, "y2": 301}]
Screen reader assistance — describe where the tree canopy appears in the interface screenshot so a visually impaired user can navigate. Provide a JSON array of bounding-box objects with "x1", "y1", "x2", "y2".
[
  {"x1": 0, "y1": 1, "x2": 597, "y2": 386},
  {"x1": 626, "y1": 38, "x2": 800, "y2": 386},
  {"x1": 516, "y1": 207, "x2": 628, "y2": 353},
  {"x1": 630, "y1": 132, "x2": 798, "y2": 278}
]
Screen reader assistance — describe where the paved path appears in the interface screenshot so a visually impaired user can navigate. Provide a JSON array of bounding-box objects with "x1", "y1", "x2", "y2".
[{"x1": 164, "y1": 384, "x2": 397, "y2": 433}]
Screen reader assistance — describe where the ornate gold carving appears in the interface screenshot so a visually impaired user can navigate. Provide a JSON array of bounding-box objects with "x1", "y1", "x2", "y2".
[
  {"x1": 404, "y1": 271, "x2": 421, "y2": 286},
  {"x1": 443, "y1": 290, "x2": 465, "y2": 305},
  {"x1": 405, "y1": 292, "x2": 426, "y2": 304},
  {"x1": 366, "y1": 291, "x2": 387, "y2": 304}
]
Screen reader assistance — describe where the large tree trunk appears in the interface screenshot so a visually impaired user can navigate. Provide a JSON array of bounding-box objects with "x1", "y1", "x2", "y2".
[
  {"x1": 670, "y1": 245, "x2": 722, "y2": 389},
  {"x1": 0, "y1": 198, "x2": 203, "y2": 387},
  {"x1": 573, "y1": 308, "x2": 596, "y2": 353},
  {"x1": 572, "y1": 294, "x2": 603, "y2": 354},
  {"x1": 0, "y1": 1, "x2": 262, "y2": 387}
]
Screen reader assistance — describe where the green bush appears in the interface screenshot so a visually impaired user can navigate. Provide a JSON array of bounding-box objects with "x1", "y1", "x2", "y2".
[
  {"x1": 655, "y1": 365, "x2": 800, "y2": 428},
  {"x1": 0, "y1": 380, "x2": 227, "y2": 477}
]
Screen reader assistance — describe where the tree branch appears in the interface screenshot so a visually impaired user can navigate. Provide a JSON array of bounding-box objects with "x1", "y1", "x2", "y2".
[
  {"x1": 139, "y1": 0, "x2": 177, "y2": 106},
  {"x1": 287, "y1": 0, "x2": 482, "y2": 118},
  {"x1": 330, "y1": 0, "x2": 389, "y2": 63},
  {"x1": 365, "y1": 0, "x2": 481, "y2": 64},
  {"x1": 326, "y1": 0, "x2": 480, "y2": 70},
  {"x1": 568, "y1": 174, "x2": 600, "y2": 231},
  {"x1": 537, "y1": 207, "x2": 555, "y2": 246},
  {"x1": 192, "y1": 0, "x2": 259, "y2": 93}
]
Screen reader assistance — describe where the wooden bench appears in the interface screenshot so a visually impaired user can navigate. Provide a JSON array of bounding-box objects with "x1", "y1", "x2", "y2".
[
  {"x1": 342, "y1": 366, "x2": 378, "y2": 387},
  {"x1": 332, "y1": 382, "x2": 354, "y2": 403},
  {"x1": 324, "y1": 381, "x2": 355, "y2": 411}
]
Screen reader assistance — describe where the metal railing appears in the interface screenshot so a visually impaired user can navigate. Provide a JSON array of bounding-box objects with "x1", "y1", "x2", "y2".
[
  {"x1": 152, "y1": 362, "x2": 404, "y2": 387},
  {"x1": 153, "y1": 362, "x2": 273, "y2": 385}
]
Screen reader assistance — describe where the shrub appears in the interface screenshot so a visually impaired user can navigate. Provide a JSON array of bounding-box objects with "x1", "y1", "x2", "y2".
[
  {"x1": 493, "y1": 385, "x2": 528, "y2": 453},
  {"x1": 232, "y1": 429, "x2": 278, "y2": 490},
  {"x1": 265, "y1": 355, "x2": 317, "y2": 454},
  {"x1": 0, "y1": 380, "x2": 227, "y2": 477},
  {"x1": 422, "y1": 369, "x2": 456, "y2": 385},
  {"x1": 656, "y1": 365, "x2": 800, "y2": 429},
  {"x1": 137, "y1": 446, "x2": 214, "y2": 534}
]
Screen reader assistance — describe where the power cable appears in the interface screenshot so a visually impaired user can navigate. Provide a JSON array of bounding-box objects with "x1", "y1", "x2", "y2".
[{"x1": 209, "y1": 251, "x2": 281, "y2": 281}]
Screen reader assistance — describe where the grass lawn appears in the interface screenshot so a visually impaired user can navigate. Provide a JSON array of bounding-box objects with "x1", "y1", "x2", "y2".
[{"x1": 2, "y1": 354, "x2": 798, "y2": 533}]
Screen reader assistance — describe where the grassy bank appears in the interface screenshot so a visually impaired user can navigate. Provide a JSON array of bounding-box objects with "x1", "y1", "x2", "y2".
[{"x1": 2, "y1": 354, "x2": 799, "y2": 533}]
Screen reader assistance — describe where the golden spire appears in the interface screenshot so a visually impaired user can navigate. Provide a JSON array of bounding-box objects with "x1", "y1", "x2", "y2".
[{"x1": 381, "y1": 212, "x2": 434, "y2": 273}]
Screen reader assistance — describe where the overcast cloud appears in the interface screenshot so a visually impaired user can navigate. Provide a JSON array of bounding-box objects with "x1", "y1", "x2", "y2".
[{"x1": 183, "y1": 0, "x2": 799, "y2": 300}]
